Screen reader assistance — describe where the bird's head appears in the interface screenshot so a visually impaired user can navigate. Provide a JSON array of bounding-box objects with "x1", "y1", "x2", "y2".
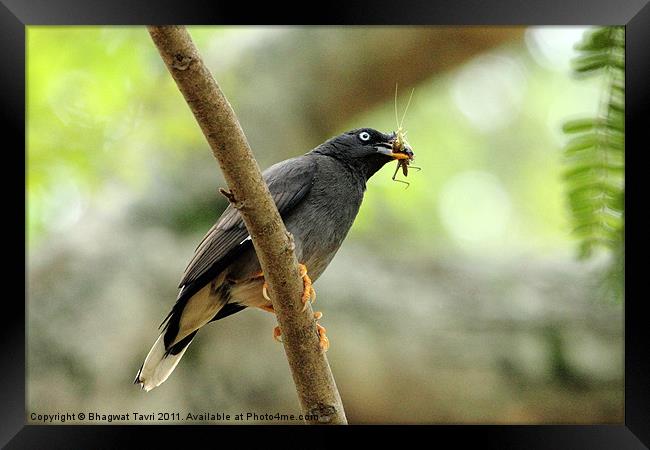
[{"x1": 313, "y1": 128, "x2": 414, "y2": 180}]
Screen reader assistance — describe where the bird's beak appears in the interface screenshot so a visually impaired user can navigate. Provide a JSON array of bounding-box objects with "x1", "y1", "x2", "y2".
[{"x1": 374, "y1": 135, "x2": 414, "y2": 160}]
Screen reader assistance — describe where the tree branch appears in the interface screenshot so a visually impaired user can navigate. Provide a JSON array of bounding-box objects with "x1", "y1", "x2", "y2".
[{"x1": 147, "y1": 26, "x2": 347, "y2": 425}]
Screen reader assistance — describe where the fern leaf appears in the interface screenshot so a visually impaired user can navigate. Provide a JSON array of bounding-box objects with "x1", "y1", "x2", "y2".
[{"x1": 562, "y1": 26, "x2": 625, "y2": 259}]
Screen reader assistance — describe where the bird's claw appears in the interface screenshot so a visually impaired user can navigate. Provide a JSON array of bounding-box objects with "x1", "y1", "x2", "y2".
[
  {"x1": 316, "y1": 323, "x2": 329, "y2": 352},
  {"x1": 273, "y1": 326, "x2": 282, "y2": 343},
  {"x1": 298, "y1": 264, "x2": 316, "y2": 312},
  {"x1": 301, "y1": 287, "x2": 316, "y2": 312},
  {"x1": 273, "y1": 311, "x2": 328, "y2": 352},
  {"x1": 259, "y1": 265, "x2": 315, "y2": 310},
  {"x1": 260, "y1": 265, "x2": 323, "y2": 350},
  {"x1": 312, "y1": 311, "x2": 329, "y2": 352}
]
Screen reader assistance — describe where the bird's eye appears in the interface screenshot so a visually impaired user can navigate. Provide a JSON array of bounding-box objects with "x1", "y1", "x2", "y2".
[{"x1": 359, "y1": 131, "x2": 371, "y2": 141}]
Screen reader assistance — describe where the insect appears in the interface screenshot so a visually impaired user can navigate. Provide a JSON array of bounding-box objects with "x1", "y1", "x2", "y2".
[
  {"x1": 391, "y1": 157, "x2": 421, "y2": 188},
  {"x1": 391, "y1": 85, "x2": 420, "y2": 188}
]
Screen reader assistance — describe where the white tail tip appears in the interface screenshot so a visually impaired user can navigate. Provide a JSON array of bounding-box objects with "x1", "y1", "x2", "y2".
[{"x1": 134, "y1": 334, "x2": 190, "y2": 392}]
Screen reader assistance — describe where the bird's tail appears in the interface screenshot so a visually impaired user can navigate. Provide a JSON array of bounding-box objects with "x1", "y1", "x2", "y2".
[
  {"x1": 133, "y1": 331, "x2": 197, "y2": 392},
  {"x1": 134, "y1": 274, "x2": 233, "y2": 391}
]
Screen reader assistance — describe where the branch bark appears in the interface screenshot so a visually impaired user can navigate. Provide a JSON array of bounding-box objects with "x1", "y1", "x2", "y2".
[{"x1": 147, "y1": 26, "x2": 347, "y2": 425}]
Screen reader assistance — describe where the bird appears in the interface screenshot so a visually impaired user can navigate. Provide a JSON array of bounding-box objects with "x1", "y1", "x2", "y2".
[{"x1": 134, "y1": 128, "x2": 414, "y2": 391}]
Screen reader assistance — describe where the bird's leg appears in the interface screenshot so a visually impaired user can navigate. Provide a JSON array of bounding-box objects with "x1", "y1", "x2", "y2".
[
  {"x1": 258, "y1": 305, "x2": 328, "y2": 352},
  {"x1": 298, "y1": 264, "x2": 316, "y2": 311},
  {"x1": 258, "y1": 304, "x2": 275, "y2": 313},
  {"x1": 256, "y1": 265, "x2": 316, "y2": 310},
  {"x1": 254, "y1": 270, "x2": 280, "y2": 342},
  {"x1": 262, "y1": 281, "x2": 271, "y2": 301},
  {"x1": 242, "y1": 271, "x2": 270, "y2": 301},
  {"x1": 256, "y1": 265, "x2": 321, "y2": 349},
  {"x1": 267, "y1": 311, "x2": 329, "y2": 352}
]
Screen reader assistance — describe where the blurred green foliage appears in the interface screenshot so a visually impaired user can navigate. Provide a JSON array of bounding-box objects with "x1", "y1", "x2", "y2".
[
  {"x1": 28, "y1": 26, "x2": 602, "y2": 257},
  {"x1": 350, "y1": 60, "x2": 579, "y2": 258},
  {"x1": 27, "y1": 27, "x2": 229, "y2": 243},
  {"x1": 562, "y1": 26, "x2": 624, "y2": 260}
]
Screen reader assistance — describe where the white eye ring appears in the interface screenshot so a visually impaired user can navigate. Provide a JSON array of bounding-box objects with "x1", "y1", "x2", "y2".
[{"x1": 359, "y1": 131, "x2": 371, "y2": 141}]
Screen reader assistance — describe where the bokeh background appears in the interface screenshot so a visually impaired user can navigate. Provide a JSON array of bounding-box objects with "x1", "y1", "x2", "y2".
[{"x1": 27, "y1": 26, "x2": 623, "y2": 424}]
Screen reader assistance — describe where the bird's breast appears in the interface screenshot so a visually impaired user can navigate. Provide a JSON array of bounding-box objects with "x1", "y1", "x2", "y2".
[{"x1": 285, "y1": 165, "x2": 364, "y2": 281}]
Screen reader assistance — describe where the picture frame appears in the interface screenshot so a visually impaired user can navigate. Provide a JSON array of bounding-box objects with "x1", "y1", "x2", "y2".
[{"x1": 5, "y1": 0, "x2": 648, "y2": 447}]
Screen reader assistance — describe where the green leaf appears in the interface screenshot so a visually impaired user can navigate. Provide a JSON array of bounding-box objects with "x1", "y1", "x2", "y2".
[
  {"x1": 572, "y1": 53, "x2": 624, "y2": 73},
  {"x1": 562, "y1": 26, "x2": 625, "y2": 265},
  {"x1": 562, "y1": 163, "x2": 624, "y2": 180},
  {"x1": 562, "y1": 118, "x2": 598, "y2": 133},
  {"x1": 564, "y1": 134, "x2": 598, "y2": 155}
]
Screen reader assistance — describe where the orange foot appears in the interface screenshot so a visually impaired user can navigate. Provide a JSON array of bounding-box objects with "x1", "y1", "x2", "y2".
[
  {"x1": 313, "y1": 311, "x2": 329, "y2": 352},
  {"x1": 259, "y1": 264, "x2": 316, "y2": 311},
  {"x1": 273, "y1": 325, "x2": 283, "y2": 342},
  {"x1": 261, "y1": 307, "x2": 329, "y2": 352},
  {"x1": 298, "y1": 264, "x2": 316, "y2": 311}
]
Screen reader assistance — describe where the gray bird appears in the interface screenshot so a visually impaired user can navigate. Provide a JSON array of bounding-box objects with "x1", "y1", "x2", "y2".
[{"x1": 135, "y1": 128, "x2": 414, "y2": 391}]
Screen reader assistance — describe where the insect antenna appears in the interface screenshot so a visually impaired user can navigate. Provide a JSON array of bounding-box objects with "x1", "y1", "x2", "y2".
[
  {"x1": 399, "y1": 87, "x2": 415, "y2": 130},
  {"x1": 391, "y1": 84, "x2": 416, "y2": 189},
  {"x1": 394, "y1": 83, "x2": 400, "y2": 132}
]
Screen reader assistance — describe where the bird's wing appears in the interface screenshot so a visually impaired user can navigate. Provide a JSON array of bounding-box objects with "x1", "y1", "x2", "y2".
[{"x1": 178, "y1": 155, "x2": 317, "y2": 290}]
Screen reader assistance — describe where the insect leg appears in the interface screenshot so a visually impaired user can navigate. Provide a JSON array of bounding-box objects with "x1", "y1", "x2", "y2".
[{"x1": 391, "y1": 161, "x2": 401, "y2": 181}]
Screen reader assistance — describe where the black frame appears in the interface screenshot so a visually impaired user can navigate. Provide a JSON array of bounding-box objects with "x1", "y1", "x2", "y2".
[{"x1": 6, "y1": 0, "x2": 648, "y2": 447}]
